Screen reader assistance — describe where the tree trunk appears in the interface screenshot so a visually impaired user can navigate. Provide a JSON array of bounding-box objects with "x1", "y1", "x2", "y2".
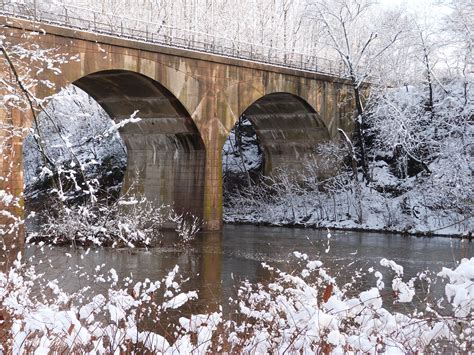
[
  {"x1": 352, "y1": 80, "x2": 370, "y2": 182},
  {"x1": 423, "y1": 47, "x2": 434, "y2": 117}
]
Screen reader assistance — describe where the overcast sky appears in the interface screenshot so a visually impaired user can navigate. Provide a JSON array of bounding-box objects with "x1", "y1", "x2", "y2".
[
  {"x1": 379, "y1": 0, "x2": 437, "y2": 9},
  {"x1": 378, "y1": 0, "x2": 451, "y2": 15},
  {"x1": 377, "y1": 0, "x2": 452, "y2": 25}
]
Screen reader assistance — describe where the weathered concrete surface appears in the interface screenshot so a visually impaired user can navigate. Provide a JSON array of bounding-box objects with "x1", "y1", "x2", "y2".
[
  {"x1": 0, "y1": 15, "x2": 356, "y2": 232},
  {"x1": 74, "y1": 70, "x2": 206, "y2": 218},
  {"x1": 243, "y1": 92, "x2": 331, "y2": 175}
]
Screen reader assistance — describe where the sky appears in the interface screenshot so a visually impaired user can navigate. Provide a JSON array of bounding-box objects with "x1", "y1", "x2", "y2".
[
  {"x1": 378, "y1": 0, "x2": 451, "y2": 15},
  {"x1": 378, "y1": 0, "x2": 452, "y2": 26},
  {"x1": 379, "y1": 0, "x2": 438, "y2": 9}
]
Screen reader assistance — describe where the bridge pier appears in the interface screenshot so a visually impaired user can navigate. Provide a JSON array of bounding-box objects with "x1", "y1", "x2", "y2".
[
  {"x1": 203, "y1": 147, "x2": 224, "y2": 231},
  {"x1": 0, "y1": 103, "x2": 27, "y2": 259}
]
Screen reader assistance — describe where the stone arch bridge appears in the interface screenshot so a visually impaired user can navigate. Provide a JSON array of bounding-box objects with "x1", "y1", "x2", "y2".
[{"x1": 0, "y1": 16, "x2": 356, "y2": 231}]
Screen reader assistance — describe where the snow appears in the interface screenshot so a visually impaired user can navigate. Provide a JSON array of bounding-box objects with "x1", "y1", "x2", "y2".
[
  {"x1": 380, "y1": 258, "x2": 404, "y2": 276},
  {"x1": 227, "y1": 254, "x2": 474, "y2": 352},
  {"x1": 359, "y1": 287, "x2": 383, "y2": 309},
  {"x1": 23, "y1": 85, "x2": 127, "y2": 192},
  {"x1": 138, "y1": 331, "x2": 170, "y2": 353},
  {"x1": 107, "y1": 110, "x2": 141, "y2": 134},
  {"x1": 0, "y1": 256, "x2": 215, "y2": 353},
  {"x1": 79, "y1": 294, "x2": 106, "y2": 322},
  {"x1": 391, "y1": 278, "x2": 415, "y2": 303},
  {"x1": 324, "y1": 295, "x2": 349, "y2": 314},
  {"x1": 438, "y1": 258, "x2": 474, "y2": 317},
  {"x1": 162, "y1": 291, "x2": 198, "y2": 310}
]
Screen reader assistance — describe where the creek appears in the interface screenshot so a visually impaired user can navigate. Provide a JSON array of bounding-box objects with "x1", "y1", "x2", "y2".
[{"x1": 25, "y1": 225, "x2": 472, "y2": 315}]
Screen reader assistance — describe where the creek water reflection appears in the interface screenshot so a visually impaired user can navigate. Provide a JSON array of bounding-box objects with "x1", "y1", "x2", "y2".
[{"x1": 25, "y1": 225, "x2": 472, "y2": 315}]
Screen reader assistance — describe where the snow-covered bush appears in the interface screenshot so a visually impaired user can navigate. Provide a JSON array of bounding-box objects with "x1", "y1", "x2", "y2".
[
  {"x1": 0, "y1": 253, "x2": 218, "y2": 353},
  {"x1": 169, "y1": 212, "x2": 202, "y2": 244},
  {"x1": 27, "y1": 195, "x2": 201, "y2": 247},
  {"x1": 225, "y1": 157, "x2": 472, "y2": 235},
  {"x1": 222, "y1": 253, "x2": 473, "y2": 353},
  {"x1": 1, "y1": 249, "x2": 472, "y2": 353},
  {"x1": 27, "y1": 196, "x2": 166, "y2": 248}
]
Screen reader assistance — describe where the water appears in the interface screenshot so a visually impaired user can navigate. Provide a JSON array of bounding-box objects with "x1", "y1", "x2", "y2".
[{"x1": 24, "y1": 225, "x2": 472, "y2": 316}]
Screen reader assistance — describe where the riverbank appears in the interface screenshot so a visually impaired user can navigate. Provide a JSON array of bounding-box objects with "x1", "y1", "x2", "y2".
[
  {"x1": 223, "y1": 220, "x2": 473, "y2": 239},
  {"x1": 223, "y1": 169, "x2": 473, "y2": 239}
]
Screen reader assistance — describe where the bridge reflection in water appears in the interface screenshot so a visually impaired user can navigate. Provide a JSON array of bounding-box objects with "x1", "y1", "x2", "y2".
[{"x1": 23, "y1": 225, "x2": 472, "y2": 320}]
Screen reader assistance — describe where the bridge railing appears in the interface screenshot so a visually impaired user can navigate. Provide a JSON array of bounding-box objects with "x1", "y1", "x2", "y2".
[{"x1": 0, "y1": 1, "x2": 346, "y2": 77}]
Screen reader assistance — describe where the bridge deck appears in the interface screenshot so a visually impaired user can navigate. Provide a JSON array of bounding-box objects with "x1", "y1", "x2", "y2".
[
  {"x1": 1, "y1": 15, "x2": 350, "y2": 86},
  {"x1": 0, "y1": 2, "x2": 345, "y2": 78}
]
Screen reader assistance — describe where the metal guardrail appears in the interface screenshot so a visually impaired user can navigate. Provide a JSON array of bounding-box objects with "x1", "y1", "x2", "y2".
[{"x1": 0, "y1": 1, "x2": 346, "y2": 77}]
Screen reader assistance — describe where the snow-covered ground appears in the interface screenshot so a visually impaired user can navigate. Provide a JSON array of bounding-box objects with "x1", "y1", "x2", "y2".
[{"x1": 224, "y1": 163, "x2": 472, "y2": 236}]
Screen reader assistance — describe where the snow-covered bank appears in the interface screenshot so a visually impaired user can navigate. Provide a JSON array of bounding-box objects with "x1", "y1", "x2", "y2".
[
  {"x1": 224, "y1": 220, "x2": 472, "y2": 238},
  {"x1": 223, "y1": 81, "x2": 473, "y2": 238},
  {"x1": 223, "y1": 168, "x2": 472, "y2": 238}
]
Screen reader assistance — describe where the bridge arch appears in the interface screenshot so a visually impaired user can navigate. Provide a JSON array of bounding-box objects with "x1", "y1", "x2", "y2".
[
  {"x1": 223, "y1": 92, "x2": 330, "y2": 177},
  {"x1": 34, "y1": 70, "x2": 206, "y2": 218},
  {"x1": 75, "y1": 70, "x2": 206, "y2": 217}
]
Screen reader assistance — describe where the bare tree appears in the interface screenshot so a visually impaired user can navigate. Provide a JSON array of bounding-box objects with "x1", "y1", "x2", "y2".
[
  {"x1": 308, "y1": 0, "x2": 403, "y2": 181},
  {"x1": 411, "y1": 17, "x2": 443, "y2": 117},
  {"x1": 443, "y1": 0, "x2": 474, "y2": 105}
]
